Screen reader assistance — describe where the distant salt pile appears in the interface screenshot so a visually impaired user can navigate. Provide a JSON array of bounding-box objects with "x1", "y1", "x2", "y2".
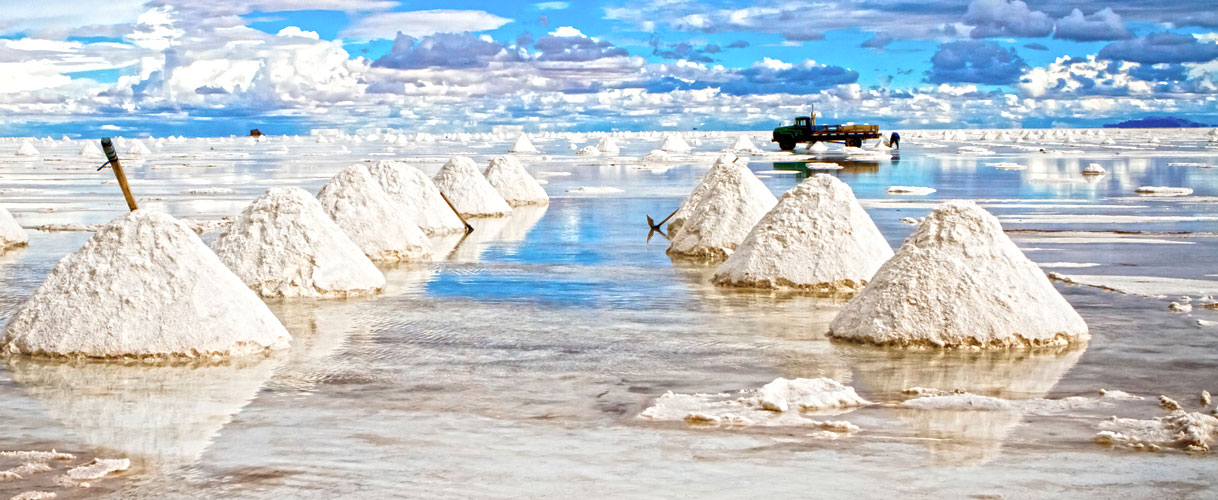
[
  {"x1": 509, "y1": 134, "x2": 539, "y2": 154},
  {"x1": 211, "y1": 188, "x2": 385, "y2": 298},
  {"x1": 808, "y1": 141, "x2": 829, "y2": 153},
  {"x1": 596, "y1": 136, "x2": 621, "y2": 154},
  {"x1": 730, "y1": 135, "x2": 762, "y2": 153},
  {"x1": 659, "y1": 134, "x2": 692, "y2": 154},
  {"x1": 576, "y1": 146, "x2": 600, "y2": 156},
  {"x1": 667, "y1": 154, "x2": 739, "y2": 235},
  {"x1": 642, "y1": 149, "x2": 672, "y2": 162},
  {"x1": 1096, "y1": 410, "x2": 1218, "y2": 453},
  {"x1": 667, "y1": 157, "x2": 776, "y2": 261},
  {"x1": 432, "y1": 156, "x2": 512, "y2": 217},
  {"x1": 78, "y1": 142, "x2": 103, "y2": 157},
  {"x1": 126, "y1": 139, "x2": 151, "y2": 157},
  {"x1": 639, "y1": 377, "x2": 870, "y2": 429},
  {"x1": 316, "y1": 165, "x2": 432, "y2": 262},
  {"x1": 2, "y1": 210, "x2": 290, "y2": 358},
  {"x1": 828, "y1": 201, "x2": 1089, "y2": 348},
  {"x1": 1134, "y1": 186, "x2": 1192, "y2": 196},
  {"x1": 368, "y1": 161, "x2": 465, "y2": 235},
  {"x1": 1082, "y1": 163, "x2": 1106, "y2": 176},
  {"x1": 483, "y1": 155, "x2": 549, "y2": 207},
  {"x1": 886, "y1": 186, "x2": 936, "y2": 196},
  {"x1": 16, "y1": 140, "x2": 39, "y2": 156},
  {"x1": 714, "y1": 175, "x2": 893, "y2": 294},
  {"x1": 1, "y1": 205, "x2": 28, "y2": 254}
]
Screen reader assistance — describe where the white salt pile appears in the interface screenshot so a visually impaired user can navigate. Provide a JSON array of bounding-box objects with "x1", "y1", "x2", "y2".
[
  {"x1": 596, "y1": 136, "x2": 620, "y2": 154},
  {"x1": 829, "y1": 201, "x2": 1089, "y2": 348},
  {"x1": 887, "y1": 186, "x2": 936, "y2": 195},
  {"x1": 432, "y1": 157, "x2": 512, "y2": 217},
  {"x1": 1134, "y1": 186, "x2": 1193, "y2": 196},
  {"x1": 211, "y1": 187, "x2": 385, "y2": 298},
  {"x1": 368, "y1": 161, "x2": 466, "y2": 235},
  {"x1": 126, "y1": 140, "x2": 151, "y2": 157},
  {"x1": 667, "y1": 157, "x2": 776, "y2": 261},
  {"x1": 641, "y1": 149, "x2": 672, "y2": 162},
  {"x1": 659, "y1": 134, "x2": 692, "y2": 153},
  {"x1": 1082, "y1": 163, "x2": 1106, "y2": 176},
  {"x1": 808, "y1": 142, "x2": 829, "y2": 153},
  {"x1": 639, "y1": 377, "x2": 869, "y2": 429},
  {"x1": 576, "y1": 146, "x2": 600, "y2": 156},
  {"x1": 16, "y1": 140, "x2": 39, "y2": 156},
  {"x1": 730, "y1": 135, "x2": 762, "y2": 153},
  {"x1": 1, "y1": 206, "x2": 29, "y2": 253},
  {"x1": 1095, "y1": 410, "x2": 1218, "y2": 453},
  {"x1": 2, "y1": 210, "x2": 290, "y2": 358},
  {"x1": 667, "y1": 154, "x2": 738, "y2": 235},
  {"x1": 483, "y1": 155, "x2": 549, "y2": 207},
  {"x1": 78, "y1": 142, "x2": 103, "y2": 157},
  {"x1": 316, "y1": 165, "x2": 432, "y2": 262},
  {"x1": 509, "y1": 134, "x2": 539, "y2": 154},
  {"x1": 713, "y1": 175, "x2": 893, "y2": 294}
]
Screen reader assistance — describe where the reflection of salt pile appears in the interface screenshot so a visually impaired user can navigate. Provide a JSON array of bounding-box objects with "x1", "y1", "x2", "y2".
[
  {"x1": 659, "y1": 134, "x2": 692, "y2": 153},
  {"x1": 432, "y1": 157, "x2": 512, "y2": 217},
  {"x1": 211, "y1": 188, "x2": 385, "y2": 298},
  {"x1": 639, "y1": 377, "x2": 869, "y2": 430},
  {"x1": 78, "y1": 142, "x2": 103, "y2": 157},
  {"x1": 7, "y1": 355, "x2": 281, "y2": 467},
  {"x1": 2, "y1": 211, "x2": 290, "y2": 358},
  {"x1": 1096, "y1": 410, "x2": 1218, "y2": 453},
  {"x1": 483, "y1": 155, "x2": 549, "y2": 207},
  {"x1": 1, "y1": 205, "x2": 29, "y2": 253},
  {"x1": 714, "y1": 175, "x2": 893, "y2": 294},
  {"x1": 829, "y1": 201, "x2": 1089, "y2": 348},
  {"x1": 368, "y1": 161, "x2": 465, "y2": 235},
  {"x1": 730, "y1": 135, "x2": 761, "y2": 153},
  {"x1": 509, "y1": 135, "x2": 538, "y2": 154},
  {"x1": 126, "y1": 139, "x2": 151, "y2": 157},
  {"x1": 16, "y1": 140, "x2": 39, "y2": 156},
  {"x1": 667, "y1": 156, "x2": 776, "y2": 260},
  {"x1": 595, "y1": 136, "x2": 620, "y2": 154},
  {"x1": 316, "y1": 165, "x2": 431, "y2": 262}
]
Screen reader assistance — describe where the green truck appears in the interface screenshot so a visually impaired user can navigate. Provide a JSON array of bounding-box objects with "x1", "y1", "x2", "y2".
[{"x1": 771, "y1": 108, "x2": 894, "y2": 151}]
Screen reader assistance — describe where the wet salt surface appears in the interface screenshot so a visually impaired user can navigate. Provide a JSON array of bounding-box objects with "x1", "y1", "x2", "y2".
[{"x1": 0, "y1": 130, "x2": 1217, "y2": 498}]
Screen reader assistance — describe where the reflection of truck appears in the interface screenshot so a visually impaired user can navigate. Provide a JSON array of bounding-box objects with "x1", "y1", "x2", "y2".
[{"x1": 771, "y1": 106, "x2": 893, "y2": 151}]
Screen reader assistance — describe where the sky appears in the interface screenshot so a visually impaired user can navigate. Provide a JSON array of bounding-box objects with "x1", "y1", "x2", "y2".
[{"x1": 2, "y1": 0, "x2": 1218, "y2": 136}]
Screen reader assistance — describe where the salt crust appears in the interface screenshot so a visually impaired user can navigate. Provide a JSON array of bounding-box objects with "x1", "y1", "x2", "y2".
[
  {"x1": 211, "y1": 187, "x2": 385, "y2": 298},
  {"x1": 2, "y1": 210, "x2": 290, "y2": 358},
  {"x1": 10, "y1": 492, "x2": 56, "y2": 500},
  {"x1": 1096, "y1": 410, "x2": 1218, "y2": 453},
  {"x1": 659, "y1": 134, "x2": 692, "y2": 153},
  {"x1": 565, "y1": 186, "x2": 623, "y2": 194},
  {"x1": 900, "y1": 391, "x2": 1132, "y2": 414},
  {"x1": 887, "y1": 186, "x2": 936, "y2": 195},
  {"x1": 639, "y1": 377, "x2": 869, "y2": 429},
  {"x1": 483, "y1": 155, "x2": 549, "y2": 207},
  {"x1": 829, "y1": 201, "x2": 1089, "y2": 348},
  {"x1": 667, "y1": 157, "x2": 776, "y2": 261},
  {"x1": 57, "y1": 458, "x2": 129, "y2": 487},
  {"x1": 713, "y1": 174, "x2": 892, "y2": 293},
  {"x1": 1, "y1": 206, "x2": 29, "y2": 253},
  {"x1": 368, "y1": 160, "x2": 465, "y2": 235},
  {"x1": 316, "y1": 165, "x2": 431, "y2": 262},
  {"x1": 1134, "y1": 186, "x2": 1193, "y2": 196},
  {"x1": 432, "y1": 157, "x2": 512, "y2": 217}
]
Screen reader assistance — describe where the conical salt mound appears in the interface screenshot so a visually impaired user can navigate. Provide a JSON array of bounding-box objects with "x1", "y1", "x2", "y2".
[
  {"x1": 828, "y1": 201, "x2": 1089, "y2": 349},
  {"x1": 808, "y1": 142, "x2": 829, "y2": 153},
  {"x1": 432, "y1": 156, "x2": 512, "y2": 218},
  {"x1": 211, "y1": 187, "x2": 385, "y2": 298},
  {"x1": 483, "y1": 155, "x2": 549, "y2": 207},
  {"x1": 667, "y1": 158, "x2": 777, "y2": 261},
  {"x1": 730, "y1": 135, "x2": 761, "y2": 153},
  {"x1": 1, "y1": 205, "x2": 29, "y2": 253},
  {"x1": 659, "y1": 134, "x2": 692, "y2": 153},
  {"x1": 2, "y1": 210, "x2": 290, "y2": 358},
  {"x1": 668, "y1": 154, "x2": 739, "y2": 235},
  {"x1": 596, "y1": 136, "x2": 620, "y2": 154},
  {"x1": 16, "y1": 140, "x2": 39, "y2": 156},
  {"x1": 509, "y1": 134, "x2": 538, "y2": 154},
  {"x1": 713, "y1": 175, "x2": 893, "y2": 294},
  {"x1": 127, "y1": 139, "x2": 152, "y2": 157},
  {"x1": 368, "y1": 161, "x2": 465, "y2": 235},
  {"x1": 316, "y1": 165, "x2": 432, "y2": 262},
  {"x1": 78, "y1": 141, "x2": 103, "y2": 157}
]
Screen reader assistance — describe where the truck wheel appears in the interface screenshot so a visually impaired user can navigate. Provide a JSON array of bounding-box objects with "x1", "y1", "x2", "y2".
[{"x1": 778, "y1": 139, "x2": 795, "y2": 151}]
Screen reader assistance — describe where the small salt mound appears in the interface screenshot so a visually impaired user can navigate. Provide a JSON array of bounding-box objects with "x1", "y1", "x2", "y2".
[
  {"x1": 807, "y1": 142, "x2": 829, "y2": 152},
  {"x1": 1, "y1": 206, "x2": 29, "y2": 253},
  {"x1": 368, "y1": 161, "x2": 465, "y2": 235},
  {"x1": 641, "y1": 149, "x2": 672, "y2": 162},
  {"x1": 211, "y1": 187, "x2": 385, "y2": 298},
  {"x1": 659, "y1": 134, "x2": 692, "y2": 153},
  {"x1": 639, "y1": 377, "x2": 869, "y2": 428},
  {"x1": 316, "y1": 165, "x2": 432, "y2": 262},
  {"x1": 667, "y1": 154, "x2": 739, "y2": 235},
  {"x1": 576, "y1": 146, "x2": 600, "y2": 156},
  {"x1": 667, "y1": 159, "x2": 776, "y2": 261},
  {"x1": 483, "y1": 155, "x2": 549, "y2": 207},
  {"x1": 16, "y1": 140, "x2": 39, "y2": 156},
  {"x1": 2, "y1": 210, "x2": 290, "y2": 358},
  {"x1": 126, "y1": 139, "x2": 151, "y2": 157},
  {"x1": 58, "y1": 458, "x2": 129, "y2": 487},
  {"x1": 828, "y1": 201, "x2": 1089, "y2": 348},
  {"x1": 713, "y1": 175, "x2": 893, "y2": 294},
  {"x1": 78, "y1": 142, "x2": 103, "y2": 157},
  {"x1": 1082, "y1": 163, "x2": 1106, "y2": 175},
  {"x1": 432, "y1": 156, "x2": 512, "y2": 217},
  {"x1": 887, "y1": 186, "x2": 936, "y2": 196},
  {"x1": 1096, "y1": 410, "x2": 1218, "y2": 453},
  {"x1": 1134, "y1": 186, "x2": 1192, "y2": 196},
  {"x1": 596, "y1": 136, "x2": 620, "y2": 154},
  {"x1": 509, "y1": 134, "x2": 538, "y2": 154},
  {"x1": 730, "y1": 135, "x2": 761, "y2": 153}
]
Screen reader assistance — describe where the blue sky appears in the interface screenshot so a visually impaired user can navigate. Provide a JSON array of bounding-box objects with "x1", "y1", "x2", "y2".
[{"x1": 2, "y1": 0, "x2": 1218, "y2": 136}]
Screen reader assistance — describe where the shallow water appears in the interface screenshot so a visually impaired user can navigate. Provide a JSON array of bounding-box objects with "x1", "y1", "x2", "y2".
[{"x1": 1, "y1": 130, "x2": 1216, "y2": 498}]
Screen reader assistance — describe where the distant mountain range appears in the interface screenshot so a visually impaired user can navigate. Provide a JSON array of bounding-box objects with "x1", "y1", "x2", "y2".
[{"x1": 1103, "y1": 116, "x2": 1214, "y2": 128}]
